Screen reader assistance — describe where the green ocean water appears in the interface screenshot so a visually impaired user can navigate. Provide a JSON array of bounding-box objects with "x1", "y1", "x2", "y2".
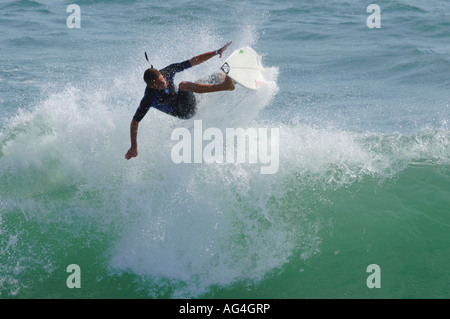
[{"x1": 1, "y1": 0, "x2": 449, "y2": 299}]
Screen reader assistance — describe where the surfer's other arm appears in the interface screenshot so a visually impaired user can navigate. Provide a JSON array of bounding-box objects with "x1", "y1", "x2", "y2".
[
  {"x1": 189, "y1": 41, "x2": 232, "y2": 66},
  {"x1": 125, "y1": 119, "x2": 139, "y2": 160}
]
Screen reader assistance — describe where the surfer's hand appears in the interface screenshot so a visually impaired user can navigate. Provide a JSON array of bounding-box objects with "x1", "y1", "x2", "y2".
[
  {"x1": 217, "y1": 41, "x2": 232, "y2": 58},
  {"x1": 125, "y1": 146, "x2": 138, "y2": 160}
]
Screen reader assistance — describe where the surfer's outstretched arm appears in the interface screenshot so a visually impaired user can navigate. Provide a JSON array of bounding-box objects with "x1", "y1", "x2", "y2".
[
  {"x1": 181, "y1": 42, "x2": 234, "y2": 94},
  {"x1": 189, "y1": 42, "x2": 232, "y2": 66},
  {"x1": 125, "y1": 119, "x2": 139, "y2": 160}
]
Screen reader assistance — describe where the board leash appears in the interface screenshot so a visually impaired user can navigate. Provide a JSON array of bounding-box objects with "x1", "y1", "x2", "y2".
[
  {"x1": 216, "y1": 90, "x2": 250, "y2": 123},
  {"x1": 144, "y1": 52, "x2": 153, "y2": 68}
]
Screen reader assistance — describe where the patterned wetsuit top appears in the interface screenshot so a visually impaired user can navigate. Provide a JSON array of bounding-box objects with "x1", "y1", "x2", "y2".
[{"x1": 133, "y1": 60, "x2": 193, "y2": 122}]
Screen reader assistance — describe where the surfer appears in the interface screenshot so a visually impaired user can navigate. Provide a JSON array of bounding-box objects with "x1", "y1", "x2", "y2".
[{"x1": 125, "y1": 42, "x2": 235, "y2": 160}]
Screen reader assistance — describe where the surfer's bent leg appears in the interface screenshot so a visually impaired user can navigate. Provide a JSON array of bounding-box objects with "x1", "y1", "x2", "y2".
[
  {"x1": 195, "y1": 72, "x2": 224, "y2": 85},
  {"x1": 179, "y1": 75, "x2": 235, "y2": 94}
]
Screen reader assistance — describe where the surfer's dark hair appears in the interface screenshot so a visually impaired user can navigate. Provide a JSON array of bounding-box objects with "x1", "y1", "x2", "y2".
[{"x1": 143, "y1": 68, "x2": 160, "y2": 84}]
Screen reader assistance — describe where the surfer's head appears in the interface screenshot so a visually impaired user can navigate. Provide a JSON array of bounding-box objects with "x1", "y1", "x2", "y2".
[{"x1": 144, "y1": 68, "x2": 166, "y2": 90}]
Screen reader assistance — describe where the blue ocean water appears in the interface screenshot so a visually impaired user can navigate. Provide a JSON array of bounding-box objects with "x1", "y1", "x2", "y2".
[{"x1": 0, "y1": 0, "x2": 449, "y2": 298}]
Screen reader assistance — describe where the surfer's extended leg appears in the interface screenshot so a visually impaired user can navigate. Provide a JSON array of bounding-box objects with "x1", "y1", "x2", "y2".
[{"x1": 179, "y1": 75, "x2": 235, "y2": 93}]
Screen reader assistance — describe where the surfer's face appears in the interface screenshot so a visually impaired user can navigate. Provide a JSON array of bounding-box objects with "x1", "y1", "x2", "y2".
[{"x1": 149, "y1": 74, "x2": 167, "y2": 90}]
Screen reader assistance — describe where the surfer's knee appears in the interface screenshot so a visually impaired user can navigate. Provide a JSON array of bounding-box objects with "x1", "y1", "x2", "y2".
[
  {"x1": 224, "y1": 76, "x2": 235, "y2": 91},
  {"x1": 176, "y1": 108, "x2": 197, "y2": 120}
]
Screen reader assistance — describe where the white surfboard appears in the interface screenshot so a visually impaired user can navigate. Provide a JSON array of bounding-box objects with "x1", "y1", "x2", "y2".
[{"x1": 220, "y1": 47, "x2": 266, "y2": 90}]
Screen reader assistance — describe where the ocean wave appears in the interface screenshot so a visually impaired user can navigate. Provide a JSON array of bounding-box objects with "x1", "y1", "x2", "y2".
[{"x1": 1, "y1": 76, "x2": 448, "y2": 297}]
